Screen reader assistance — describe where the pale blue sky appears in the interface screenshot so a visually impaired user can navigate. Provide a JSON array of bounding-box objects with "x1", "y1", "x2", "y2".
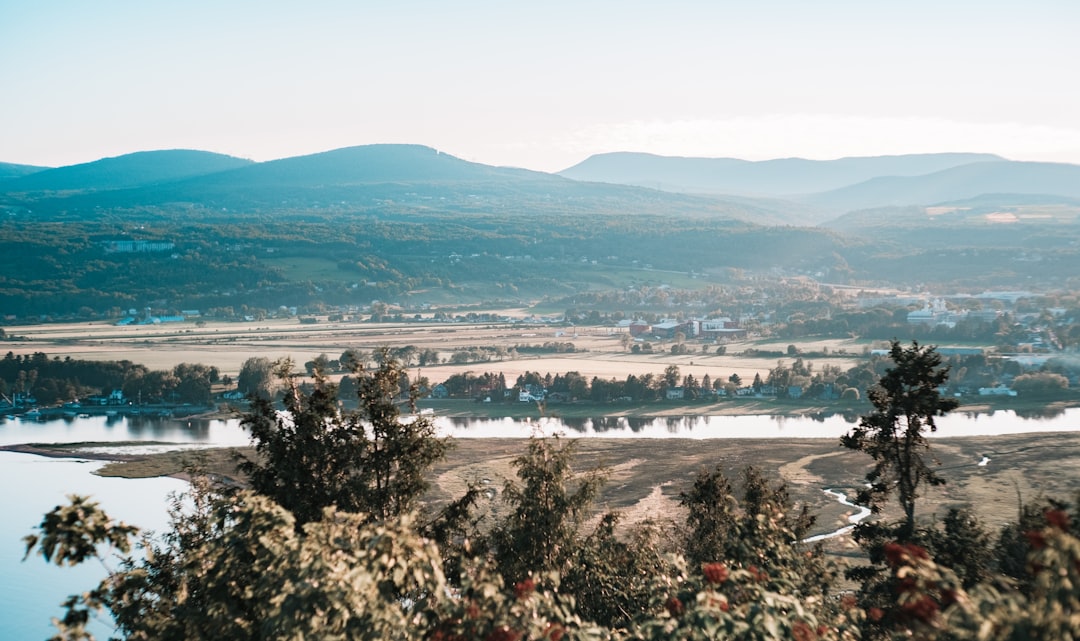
[{"x1": 2, "y1": 0, "x2": 1079, "y2": 171}]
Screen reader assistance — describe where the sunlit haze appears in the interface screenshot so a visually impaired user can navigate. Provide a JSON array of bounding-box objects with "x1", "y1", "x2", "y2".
[{"x1": 3, "y1": 0, "x2": 1079, "y2": 171}]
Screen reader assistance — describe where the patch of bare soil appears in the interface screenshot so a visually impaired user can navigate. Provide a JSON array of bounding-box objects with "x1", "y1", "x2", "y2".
[
  {"x1": 430, "y1": 433, "x2": 1080, "y2": 544},
  {"x1": 31, "y1": 431, "x2": 1080, "y2": 550}
]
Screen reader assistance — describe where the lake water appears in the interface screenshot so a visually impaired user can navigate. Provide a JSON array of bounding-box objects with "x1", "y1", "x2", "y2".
[
  {"x1": 3, "y1": 408, "x2": 1080, "y2": 638},
  {"x1": 441, "y1": 408, "x2": 1080, "y2": 439},
  {"x1": 2, "y1": 452, "x2": 186, "y2": 640}
]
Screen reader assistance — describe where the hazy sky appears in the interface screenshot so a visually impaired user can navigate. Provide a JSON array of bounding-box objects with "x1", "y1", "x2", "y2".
[{"x1": 3, "y1": 1, "x2": 1079, "y2": 171}]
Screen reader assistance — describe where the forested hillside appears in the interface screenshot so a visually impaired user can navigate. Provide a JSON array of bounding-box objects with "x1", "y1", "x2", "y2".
[{"x1": 4, "y1": 146, "x2": 1080, "y2": 320}]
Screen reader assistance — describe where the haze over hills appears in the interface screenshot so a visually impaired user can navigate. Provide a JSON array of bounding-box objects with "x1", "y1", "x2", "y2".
[
  {"x1": 558, "y1": 151, "x2": 1080, "y2": 223},
  {"x1": 0, "y1": 162, "x2": 51, "y2": 181},
  {"x1": 558, "y1": 152, "x2": 1004, "y2": 197},
  {"x1": 4, "y1": 145, "x2": 1080, "y2": 228},
  {"x1": 804, "y1": 160, "x2": 1080, "y2": 212},
  {"x1": 2, "y1": 149, "x2": 253, "y2": 192},
  {"x1": 0, "y1": 144, "x2": 787, "y2": 223},
  {"x1": 819, "y1": 191, "x2": 1080, "y2": 248}
]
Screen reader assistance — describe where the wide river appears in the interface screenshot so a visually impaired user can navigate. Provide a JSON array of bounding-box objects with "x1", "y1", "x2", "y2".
[{"x1": 3, "y1": 408, "x2": 1080, "y2": 639}]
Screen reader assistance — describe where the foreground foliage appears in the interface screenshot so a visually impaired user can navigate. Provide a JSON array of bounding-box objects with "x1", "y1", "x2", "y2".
[{"x1": 27, "y1": 489, "x2": 1080, "y2": 641}]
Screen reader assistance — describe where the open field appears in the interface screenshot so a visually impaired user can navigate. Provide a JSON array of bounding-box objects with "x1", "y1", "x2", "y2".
[
  {"x1": 7, "y1": 315, "x2": 1079, "y2": 423},
  {"x1": 7, "y1": 317, "x2": 866, "y2": 384}
]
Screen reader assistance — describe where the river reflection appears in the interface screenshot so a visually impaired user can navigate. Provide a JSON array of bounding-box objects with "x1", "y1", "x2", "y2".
[
  {"x1": 435, "y1": 408, "x2": 1080, "y2": 439},
  {"x1": 4, "y1": 408, "x2": 1080, "y2": 445},
  {"x1": 1011, "y1": 406, "x2": 1067, "y2": 420},
  {"x1": 0, "y1": 414, "x2": 250, "y2": 448}
]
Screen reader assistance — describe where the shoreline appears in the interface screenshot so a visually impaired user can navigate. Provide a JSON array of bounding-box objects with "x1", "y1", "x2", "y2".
[
  {"x1": 0, "y1": 442, "x2": 230, "y2": 484},
  {"x1": 9, "y1": 395, "x2": 1076, "y2": 424},
  {"x1": 0, "y1": 442, "x2": 145, "y2": 462},
  {"x1": 414, "y1": 396, "x2": 1080, "y2": 421}
]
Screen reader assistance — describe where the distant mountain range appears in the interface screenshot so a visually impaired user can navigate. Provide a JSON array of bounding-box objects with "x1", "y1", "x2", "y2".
[
  {"x1": 805, "y1": 160, "x2": 1080, "y2": 211},
  {"x1": 0, "y1": 145, "x2": 786, "y2": 223},
  {"x1": 558, "y1": 151, "x2": 1005, "y2": 197},
  {"x1": 559, "y1": 152, "x2": 1080, "y2": 217},
  {"x1": 4, "y1": 145, "x2": 1080, "y2": 224}
]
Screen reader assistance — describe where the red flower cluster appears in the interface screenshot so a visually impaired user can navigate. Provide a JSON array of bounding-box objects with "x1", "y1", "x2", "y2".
[
  {"x1": 704, "y1": 592, "x2": 730, "y2": 612},
  {"x1": 1046, "y1": 509, "x2": 1070, "y2": 531},
  {"x1": 1025, "y1": 529, "x2": 1047, "y2": 550},
  {"x1": 883, "y1": 542, "x2": 930, "y2": 568},
  {"x1": 485, "y1": 626, "x2": 523, "y2": 641},
  {"x1": 430, "y1": 628, "x2": 467, "y2": 641},
  {"x1": 940, "y1": 588, "x2": 959, "y2": 607},
  {"x1": 514, "y1": 578, "x2": 535, "y2": 600},
  {"x1": 792, "y1": 620, "x2": 816, "y2": 641},
  {"x1": 665, "y1": 596, "x2": 685, "y2": 617},
  {"x1": 702, "y1": 562, "x2": 729, "y2": 585},
  {"x1": 747, "y1": 565, "x2": 769, "y2": 582},
  {"x1": 543, "y1": 623, "x2": 564, "y2": 641},
  {"x1": 867, "y1": 607, "x2": 884, "y2": 622},
  {"x1": 900, "y1": 595, "x2": 939, "y2": 624}
]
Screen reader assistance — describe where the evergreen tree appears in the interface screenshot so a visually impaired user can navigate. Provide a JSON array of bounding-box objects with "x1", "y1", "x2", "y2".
[
  {"x1": 490, "y1": 436, "x2": 606, "y2": 582},
  {"x1": 237, "y1": 351, "x2": 449, "y2": 525},
  {"x1": 841, "y1": 339, "x2": 958, "y2": 539}
]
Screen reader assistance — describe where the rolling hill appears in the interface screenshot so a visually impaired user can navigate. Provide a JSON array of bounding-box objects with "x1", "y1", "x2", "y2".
[
  {"x1": 0, "y1": 162, "x2": 50, "y2": 181},
  {"x1": 5, "y1": 145, "x2": 1079, "y2": 228},
  {"x1": 558, "y1": 152, "x2": 1003, "y2": 197},
  {"x1": 804, "y1": 161, "x2": 1080, "y2": 212},
  {"x1": 1, "y1": 149, "x2": 254, "y2": 192},
  {"x1": 0, "y1": 145, "x2": 792, "y2": 223}
]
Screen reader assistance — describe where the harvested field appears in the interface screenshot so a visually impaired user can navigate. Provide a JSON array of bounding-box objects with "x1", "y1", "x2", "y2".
[{"x1": 9, "y1": 318, "x2": 863, "y2": 384}]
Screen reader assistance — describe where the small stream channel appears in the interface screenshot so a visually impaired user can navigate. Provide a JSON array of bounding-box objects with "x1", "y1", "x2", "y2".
[
  {"x1": 802, "y1": 488, "x2": 873, "y2": 543},
  {"x1": 802, "y1": 453, "x2": 994, "y2": 543}
]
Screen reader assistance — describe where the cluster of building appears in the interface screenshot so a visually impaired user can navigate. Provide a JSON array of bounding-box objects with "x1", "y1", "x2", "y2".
[
  {"x1": 905, "y1": 299, "x2": 1002, "y2": 327},
  {"x1": 115, "y1": 308, "x2": 200, "y2": 326},
  {"x1": 102, "y1": 240, "x2": 176, "y2": 253},
  {"x1": 620, "y1": 317, "x2": 748, "y2": 341},
  {"x1": 81, "y1": 389, "x2": 128, "y2": 405}
]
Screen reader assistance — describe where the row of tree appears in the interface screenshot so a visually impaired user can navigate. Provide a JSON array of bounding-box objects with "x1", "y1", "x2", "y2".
[{"x1": 0, "y1": 351, "x2": 221, "y2": 406}]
